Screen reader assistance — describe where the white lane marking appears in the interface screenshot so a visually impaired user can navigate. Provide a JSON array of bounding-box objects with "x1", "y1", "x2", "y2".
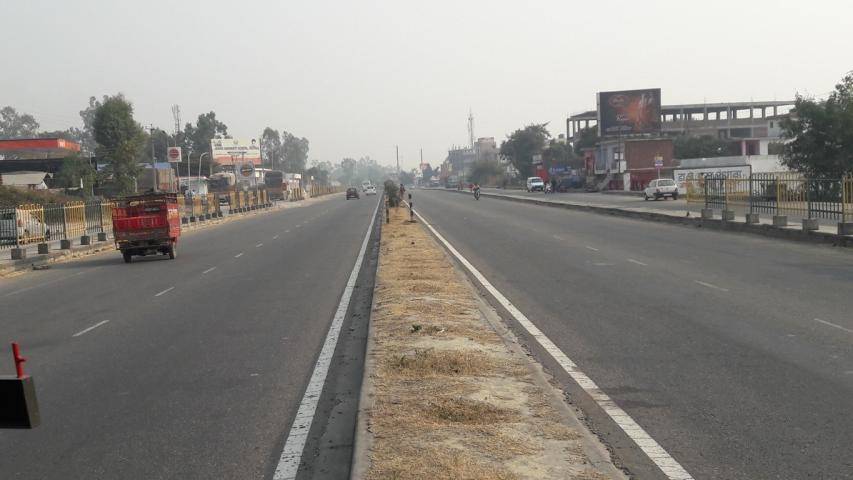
[
  {"x1": 628, "y1": 259, "x2": 648, "y2": 266},
  {"x1": 552, "y1": 234, "x2": 565, "y2": 241},
  {"x1": 585, "y1": 246, "x2": 599, "y2": 251},
  {"x1": 273, "y1": 235, "x2": 279, "y2": 240},
  {"x1": 154, "y1": 286, "x2": 175, "y2": 297},
  {"x1": 593, "y1": 262, "x2": 614, "y2": 267},
  {"x1": 285, "y1": 230, "x2": 291, "y2": 233},
  {"x1": 694, "y1": 280, "x2": 729, "y2": 292},
  {"x1": 814, "y1": 318, "x2": 853, "y2": 334},
  {"x1": 235, "y1": 252, "x2": 244, "y2": 258},
  {"x1": 295, "y1": 225, "x2": 302, "y2": 228},
  {"x1": 72, "y1": 320, "x2": 110, "y2": 337},
  {"x1": 202, "y1": 267, "x2": 217, "y2": 275},
  {"x1": 273, "y1": 198, "x2": 380, "y2": 480},
  {"x1": 256, "y1": 243, "x2": 264, "y2": 248},
  {"x1": 413, "y1": 209, "x2": 694, "y2": 480}
]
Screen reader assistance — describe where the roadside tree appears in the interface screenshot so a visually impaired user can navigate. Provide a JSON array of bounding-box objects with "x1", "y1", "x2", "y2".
[
  {"x1": 499, "y1": 123, "x2": 550, "y2": 178},
  {"x1": 92, "y1": 94, "x2": 146, "y2": 194},
  {"x1": 781, "y1": 73, "x2": 853, "y2": 177}
]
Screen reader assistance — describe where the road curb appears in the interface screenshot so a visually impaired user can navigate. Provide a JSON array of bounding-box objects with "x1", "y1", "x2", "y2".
[
  {"x1": 348, "y1": 241, "x2": 381, "y2": 480},
  {"x1": 446, "y1": 189, "x2": 853, "y2": 249}
]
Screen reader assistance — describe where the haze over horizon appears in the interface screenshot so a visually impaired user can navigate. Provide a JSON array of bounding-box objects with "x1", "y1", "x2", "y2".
[{"x1": 2, "y1": 0, "x2": 850, "y2": 170}]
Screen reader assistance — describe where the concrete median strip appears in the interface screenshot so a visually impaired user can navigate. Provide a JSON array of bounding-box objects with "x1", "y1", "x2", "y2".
[{"x1": 352, "y1": 205, "x2": 626, "y2": 480}]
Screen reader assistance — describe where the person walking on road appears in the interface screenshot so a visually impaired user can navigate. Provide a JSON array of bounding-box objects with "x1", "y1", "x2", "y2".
[{"x1": 551, "y1": 177, "x2": 558, "y2": 194}]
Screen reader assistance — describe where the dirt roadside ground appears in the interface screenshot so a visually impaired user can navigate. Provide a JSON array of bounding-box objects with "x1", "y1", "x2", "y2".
[{"x1": 354, "y1": 205, "x2": 625, "y2": 480}]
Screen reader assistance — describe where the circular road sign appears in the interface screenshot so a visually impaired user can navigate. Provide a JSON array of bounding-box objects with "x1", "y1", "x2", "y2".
[
  {"x1": 168, "y1": 147, "x2": 180, "y2": 161},
  {"x1": 240, "y1": 163, "x2": 255, "y2": 177}
]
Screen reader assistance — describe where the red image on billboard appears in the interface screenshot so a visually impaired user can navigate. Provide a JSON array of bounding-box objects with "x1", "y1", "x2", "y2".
[{"x1": 597, "y1": 89, "x2": 661, "y2": 136}]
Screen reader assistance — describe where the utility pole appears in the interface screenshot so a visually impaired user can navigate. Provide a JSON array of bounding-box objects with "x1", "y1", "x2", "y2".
[
  {"x1": 148, "y1": 125, "x2": 157, "y2": 192},
  {"x1": 171, "y1": 105, "x2": 181, "y2": 188},
  {"x1": 396, "y1": 145, "x2": 400, "y2": 175}
]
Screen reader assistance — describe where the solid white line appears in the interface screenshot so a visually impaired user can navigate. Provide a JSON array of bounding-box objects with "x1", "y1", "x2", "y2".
[
  {"x1": 154, "y1": 286, "x2": 175, "y2": 297},
  {"x1": 628, "y1": 259, "x2": 648, "y2": 266},
  {"x1": 413, "y1": 209, "x2": 694, "y2": 480},
  {"x1": 72, "y1": 320, "x2": 110, "y2": 337},
  {"x1": 202, "y1": 267, "x2": 217, "y2": 274},
  {"x1": 585, "y1": 245, "x2": 599, "y2": 251},
  {"x1": 235, "y1": 252, "x2": 244, "y2": 258},
  {"x1": 272, "y1": 198, "x2": 380, "y2": 480},
  {"x1": 256, "y1": 243, "x2": 264, "y2": 248},
  {"x1": 694, "y1": 280, "x2": 729, "y2": 292},
  {"x1": 814, "y1": 318, "x2": 853, "y2": 334}
]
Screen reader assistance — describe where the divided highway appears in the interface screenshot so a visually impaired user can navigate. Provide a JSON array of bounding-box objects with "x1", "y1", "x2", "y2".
[
  {"x1": 413, "y1": 189, "x2": 853, "y2": 480},
  {"x1": 0, "y1": 195, "x2": 379, "y2": 480}
]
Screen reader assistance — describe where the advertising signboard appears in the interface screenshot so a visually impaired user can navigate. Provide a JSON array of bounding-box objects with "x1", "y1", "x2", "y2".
[
  {"x1": 210, "y1": 138, "x2": 261, "y2": 166},
  {"x1": 597, "y1": 89, "x2": 662, "y2": 136},
  {"x1": 673, "y1": 165, "x2": 751, "y2": 192}
]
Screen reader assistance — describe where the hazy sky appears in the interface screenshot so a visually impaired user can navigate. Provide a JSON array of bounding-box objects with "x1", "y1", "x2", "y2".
[{"x1": 2, "y1": 0, "x2": 850, "y2": 170}]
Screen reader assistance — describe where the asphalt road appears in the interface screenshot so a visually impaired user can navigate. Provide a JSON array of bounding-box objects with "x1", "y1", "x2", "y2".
[
  {"x1": 0, "y1": 194, "x2": 379, "y2": 479},
  {"x1": 412, "y1": 188, "x2": 853, "y2": 480}
]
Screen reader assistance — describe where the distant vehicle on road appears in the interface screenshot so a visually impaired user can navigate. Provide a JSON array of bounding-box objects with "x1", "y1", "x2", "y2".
[
  {"x1": 112, "y1": 193, "x2": 181, "y2": 263},
  {"x1": 644, "y1": 178, "x2": 679, "y2": 200},
  {"x1": 364, "y1": 185, "x2": 377, "y2": 195},
  {"x1": 264, "y1": 170, "x2": 287, "y2": 200},
  {"x1": 346, "y1": 187, "x2": 360, "y2": 199},
  {"x1": 526, "y1": 176, "x2": 545, "y2": 192}
]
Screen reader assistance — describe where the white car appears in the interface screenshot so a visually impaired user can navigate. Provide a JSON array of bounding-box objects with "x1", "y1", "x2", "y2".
[
  {"x1": 644, "y1": 178, "x2": 679, "y2": 200},
  {"x1": 526, "y1": 176, "x2": 545, "y2": 192},
  {"x1": 364, "y1": 185, "x2": 377, "y2": 195}
]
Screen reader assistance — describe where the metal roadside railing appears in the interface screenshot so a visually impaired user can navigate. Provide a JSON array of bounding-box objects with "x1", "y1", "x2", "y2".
[
  {"x1": 688, "y1": 173, "x2": 853, "y2": 223},
  {"x1": 1, "y1": 200, "x2": 116, "y2": 251},
  {"x1": 3, "y1": 186, "x2": 313, "y2": 258}
]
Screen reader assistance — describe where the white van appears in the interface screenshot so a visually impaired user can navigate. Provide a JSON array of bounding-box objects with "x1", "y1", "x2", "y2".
[{"x1": 526, "y1": 177, "x2": 545, "y2": 192}]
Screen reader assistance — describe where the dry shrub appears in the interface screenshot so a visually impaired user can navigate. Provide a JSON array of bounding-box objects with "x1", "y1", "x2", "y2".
[
  {"x1": 423, "y1": 397, "x2": 517, "y2": 425},
  {"x1": 368, "y1": 446, "x2": 518, "y2": 480},
  {"x1": 391, "y1": 349, "x2": 495, "y2": 377}
]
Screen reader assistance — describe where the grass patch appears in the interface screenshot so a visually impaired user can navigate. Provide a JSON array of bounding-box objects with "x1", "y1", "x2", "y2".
[
  {"x1": 391, "y1": 349, "x2": 494, "y2": 377},
  {"x1": 424, "y1": 397, "x2": 517, "y2": 425}
]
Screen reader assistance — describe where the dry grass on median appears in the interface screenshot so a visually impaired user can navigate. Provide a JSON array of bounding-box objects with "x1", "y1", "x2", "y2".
[{"x1": 362, "y1": 206, "x2": 618, "y2": 480}]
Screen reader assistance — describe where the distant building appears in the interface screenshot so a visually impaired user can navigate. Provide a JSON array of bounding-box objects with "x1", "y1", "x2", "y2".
[
  {"x1": 568, "y1": 100, "x2": 794, "y2": 156},
  {"x1": 0, "y1": 138, "x2": 83, "y2": 176},
  {"x1": 0, "y1": 171, "x2": 51, "y2": 190}
]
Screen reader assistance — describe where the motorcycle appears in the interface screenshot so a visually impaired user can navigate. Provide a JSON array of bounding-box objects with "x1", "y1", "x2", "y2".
[{"x1": 473, "y1": 187, "x2": 481, "y2": 200}]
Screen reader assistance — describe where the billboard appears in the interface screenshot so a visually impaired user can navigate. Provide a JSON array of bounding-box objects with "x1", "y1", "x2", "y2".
[
  {"x1": 597, "y1": 89, "x2": 661, "y2": 136},
  {"x1": 210, "y1": 138, "x2": 261, "y2": 166},
  {"x1": 166, "y1": 146, "x2": 182, "y2": 163},
  {"x1": 673, "y1": 165, "x2": 751, "y2": 193}
]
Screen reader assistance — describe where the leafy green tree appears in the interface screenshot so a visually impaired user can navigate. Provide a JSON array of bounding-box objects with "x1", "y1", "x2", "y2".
[
  {"x1": 54, "y1": 153, "x2": 96, "y2": 192},
  {"x1": 261, "y1": 127, "x2": 282, "y2": 169},
  {"x1": 673, "y1": 135, "x2": 738, "y2": 159},
  {"x1": 338, "y1": 157, "x2": 357, "y2": 184},
  {"x1": 542, "y1": 139, "x2": 579, "y2": 170},
  {"x1": 281, "y1": 131, "x2": 309, "y2": 172},
  {"x1": 499, "y1": 123, "x2": 550, "y2": 178},
  {"x1": 781, "y1": 74, "x2": 853, "y2": 177},
  {"x1": 573, "y1": 126, "x2": 599, "y2": 155},
  {"x1": 468, "y1": 160, "x2": 503, "y2": 185},
  {"x1": 78, "y1": 96, "x2": 106, "y2": 155},
  {"x1": 182, "y1": 111, "x2": 228, "y2": 174},
  {"x1": 0, "y1": 106, "x2": 40, "y2": 139},
  {"x1": 93, "y1": 94, "x2": 146, "y2": 194}
]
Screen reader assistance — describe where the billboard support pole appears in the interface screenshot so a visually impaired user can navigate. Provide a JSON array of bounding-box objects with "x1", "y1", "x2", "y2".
[{"x1": 198, "y1": 152, "x2": 208, "y2": 195}]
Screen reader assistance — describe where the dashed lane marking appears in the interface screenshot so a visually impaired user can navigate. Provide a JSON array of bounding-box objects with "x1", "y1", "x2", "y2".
[
  {"x1": 628, "y1": 259, "x2": 648, "y2": 266},
  {"x1": 814, "y1": 318, "x2": 853, "y2": 334},
  {"x1": 413, "y1": 209, "x2": 695, "y2": 480},
  {"x1": 154, "y1": 286, "x2": 175, "y2": 297},
  {"x1": 585, "y1": 246, "x2": 599, "y2": 251},
  {"x1": 202, "y1": 267, "x2": 216, "y2": 274},
  {"x1": 235, "y1": 252, "x2": 244, "y2": 258},
  {"x1": 72, "y1": 320, "x2": 110, "y2": 337},
  {"x1": 694, "y1": 280, "x2": 729, "y2": 292},
  {"x1": 256, "y1": 243, "x2": 264, "y2": 248}
]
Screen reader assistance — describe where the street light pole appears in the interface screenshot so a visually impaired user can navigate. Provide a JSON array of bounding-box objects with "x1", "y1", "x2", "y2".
[{"x1": 198, "y1": 152, "x2": 208, "y2": 194}]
